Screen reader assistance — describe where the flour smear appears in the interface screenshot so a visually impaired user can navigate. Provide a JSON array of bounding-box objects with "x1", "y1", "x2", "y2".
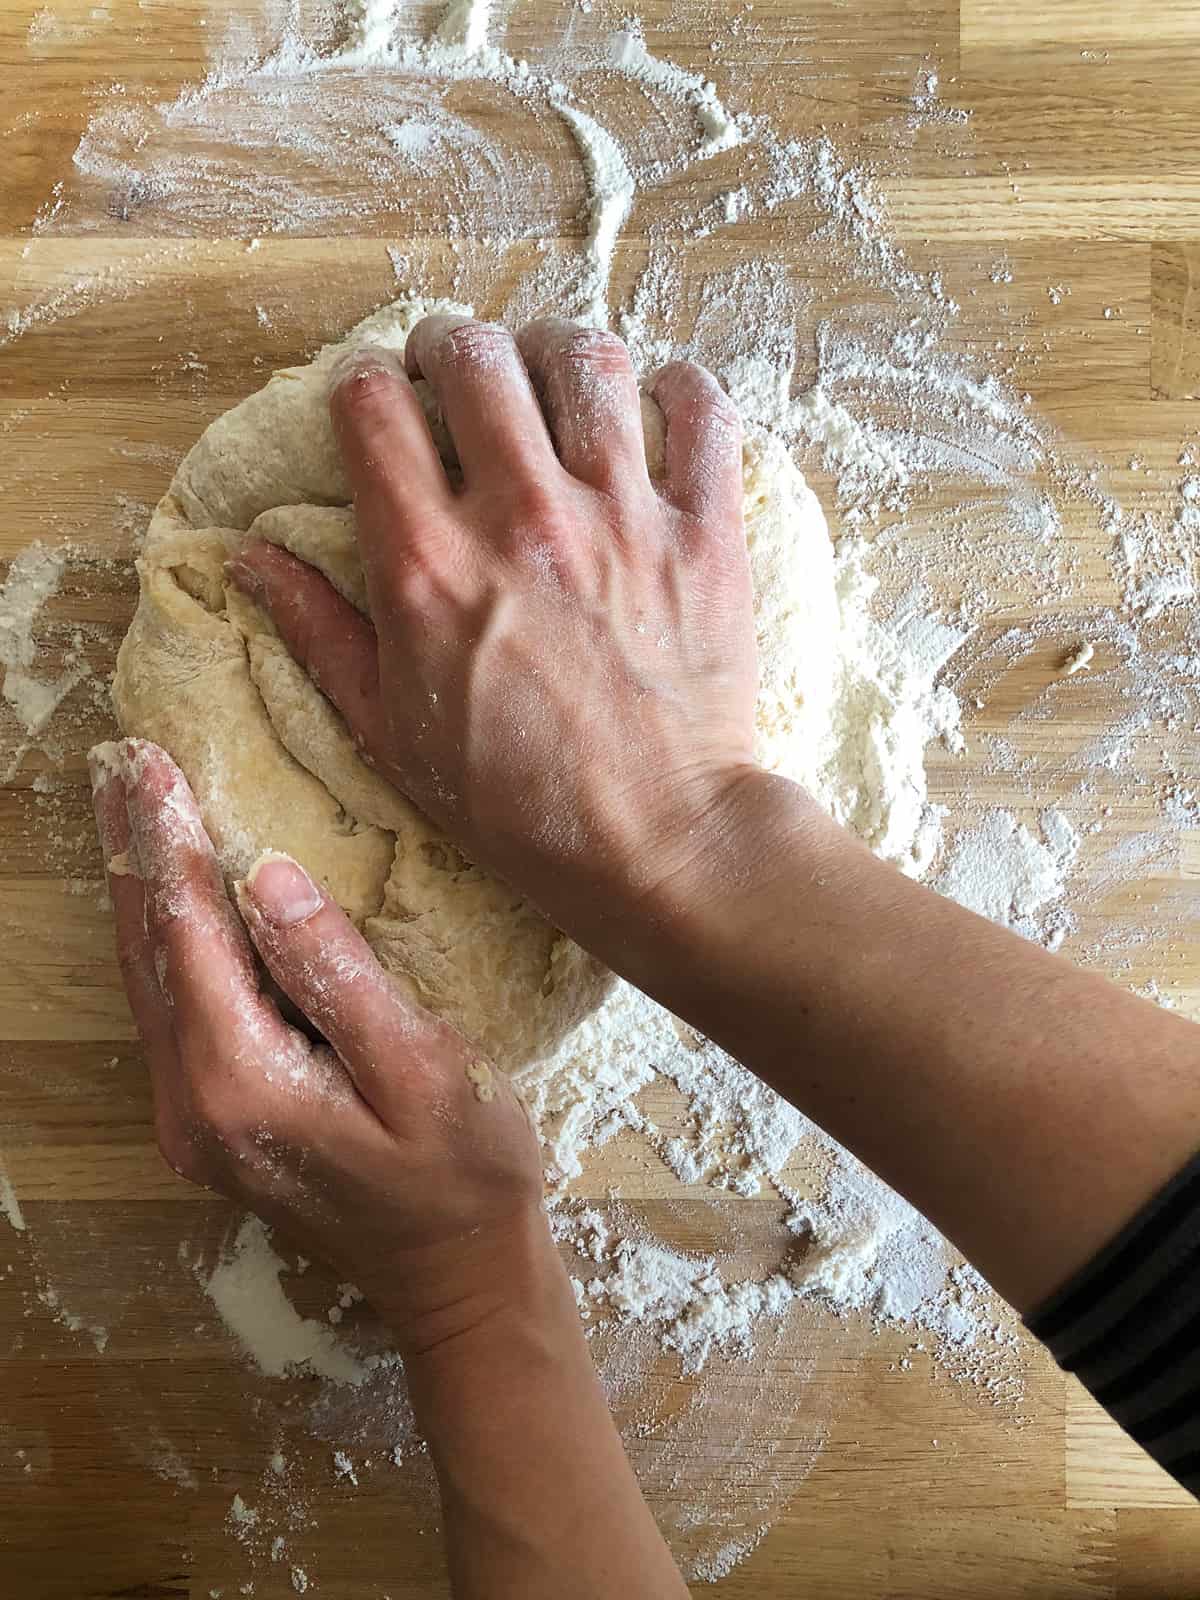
[{"x1": 4, "y1": 0, "x2": 1200, "y2": 1587}]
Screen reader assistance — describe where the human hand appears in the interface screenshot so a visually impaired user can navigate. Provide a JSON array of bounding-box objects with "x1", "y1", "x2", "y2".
[
  {"x1": 89, "y1": 737, "x2": 553, "y2": 1355},
  {"x1": 226, "y1": 316, "x2": 766, "y2": 962}
]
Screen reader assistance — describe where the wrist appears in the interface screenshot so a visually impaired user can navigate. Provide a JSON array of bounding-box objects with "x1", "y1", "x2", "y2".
[
  {"x1": 399, "y1": 1206, "x2": 591, "y2": 1436},
  {"x1": 380, "y1": 1203, "x2": 579, "y2": 1363},
  {"x1": 397, "y1": 1192, "x2": 690, "y2": 1600},
  {"x1": 614, "y1": 764, "x2": 855, "y2": 997},
  {"x1": 370, "y1": 1201, "x2": 573, "y2": 1366}
]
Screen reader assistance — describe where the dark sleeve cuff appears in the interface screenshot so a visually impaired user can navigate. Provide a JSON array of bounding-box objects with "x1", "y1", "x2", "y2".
[{"x1": 1025, "y1": 1152, "x2": 1200, "y2": 1497}]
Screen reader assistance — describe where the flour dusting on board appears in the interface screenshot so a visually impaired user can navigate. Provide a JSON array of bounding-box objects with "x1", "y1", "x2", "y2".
[
  {"x1": 203, "y1": 1216, "x2": 394, "y2": 1387},
  {"x1": 4, "y1": 0, "x2": 1200, "y2": 1586},
  {"x1": 0, "y1": 1153, "x2": 25, "y2": 1234},
  {"x1": 0, "y1": 544, "x2": 91, "y2": 777}
]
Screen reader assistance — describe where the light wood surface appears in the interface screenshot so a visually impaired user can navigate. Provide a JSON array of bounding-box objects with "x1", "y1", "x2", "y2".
[{"x1": 2, "y1": 0, "x2": 1200, "y2": 1594}]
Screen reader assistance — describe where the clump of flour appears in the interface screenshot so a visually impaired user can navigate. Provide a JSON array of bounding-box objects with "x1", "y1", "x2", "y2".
[
  {"x1": 204, "y1": 1216, "x2": 392, "y2": 1387},
  {"x1": 593, "y1": 1235, "x2": 794, "y2": 1373},
  {"x1": 551, "y1": 1155, "x2": 1020, "y2": 1394},
  {"x1": 937, "y1": 807, "x2": 1081, "y2": 947}
]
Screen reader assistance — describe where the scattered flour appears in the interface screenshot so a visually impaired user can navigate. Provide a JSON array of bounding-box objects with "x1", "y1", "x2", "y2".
[
  {"x1": 605, "y1": 24, "x2": 743, "y2": 159},
  {"x1": 554, "y1": 1147, "x2": 1019, "y2": 1392},
  {"x1": 203, "y1": 1216, "x2": 389, "y2": 1387},
  {"x1": 227, "y1": 1493, "x2": 259, "y2": 1534},
  {"x1": 435, "y1": 0, "x2": 492, "y2": 57},
  {"x1": 598, "y1": 1238, "x2": 794, "y2": 1373},
  {"x1": 936, "y1": 808, "x2": 1081, "y2": 944},
  {"x1": 36, "y1": 1281, "x2": 109, "y2": 1353},
  {"x1": 0, "y1": 1154, "x2": 26, "y2": 1233},
  {"x1": 1133, "y1": 568, "x2": 1195, "y2": 621},
  {"x1": 0, "y1": 545, "x2": 90, "y2": 769},
  {"x1": 551, "y1": 102, "x2": 635, "y2": 328}
]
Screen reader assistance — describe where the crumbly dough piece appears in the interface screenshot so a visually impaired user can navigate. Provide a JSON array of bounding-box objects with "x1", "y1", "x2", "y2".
[{"x1": 114, "y1": 297, "x2": 837, "y2": 1070}]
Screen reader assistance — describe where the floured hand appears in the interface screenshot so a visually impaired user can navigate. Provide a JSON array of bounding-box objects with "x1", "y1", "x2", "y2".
[
  {"x1": 89, "y1": 737, "x2": 551, "y2": 1357},
  {"x1": 226, "y1": 315, "x2": 773, "y2": 967}
]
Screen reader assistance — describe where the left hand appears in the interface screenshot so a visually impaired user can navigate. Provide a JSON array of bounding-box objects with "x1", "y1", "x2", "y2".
[{"x1": 89, "y1": 737, "x2": 554, "y2": 1355}]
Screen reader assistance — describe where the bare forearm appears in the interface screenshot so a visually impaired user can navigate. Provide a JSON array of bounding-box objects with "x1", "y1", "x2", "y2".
[
  {"x1": 601, "y1": 773, "x2": 1200, "y2": 1312},
  {"x1": 400, "y1": 1223, "x2": 688, "y2": 1600}
]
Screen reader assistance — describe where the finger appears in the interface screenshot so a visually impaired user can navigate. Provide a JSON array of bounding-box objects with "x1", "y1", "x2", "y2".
[
  {"x1": 119, "y1": 739, "x2": 286, "y2": 1062},
  {"x1": 226, "y1": 541, "x2": 382, "y2": 758},
  {"x1": 329, "y1": 346, "x2": 452, "y2": 514},
  {"x1": 329, "y1": 348, "x2": 457, "y2": 609},
  {"x1": 91, "y1": 742, "x2": 223, "y2": 1179},
  {"x1": 237, "y1": 851, "x2": 488, "y2": 1121},
  {"x1": 517, "y1": 318, "x2": 650, "y2": 494},
  {"x1": 88, "y1": 743, "x2": 176, "y2": 1072},
  {"x1": 404, "y1": 315, "x2": 561, "y2": 493},
  {"x1": 649, "y1": 361, "x2": 744, "y2": 526}
]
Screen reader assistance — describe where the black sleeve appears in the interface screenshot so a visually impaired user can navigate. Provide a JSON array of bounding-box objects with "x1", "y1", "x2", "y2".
[{"x1": 1025, "y1": 1152, "x2": 1200, "y2": 1497}]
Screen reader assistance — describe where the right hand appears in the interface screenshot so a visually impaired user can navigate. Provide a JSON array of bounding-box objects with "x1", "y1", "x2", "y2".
[
  {"x1": 89, "y1": 738, "x2": 554, "y2": 1357},
  {"x1": 227, "y1": 316, "x2": 772, "y2": 951}
]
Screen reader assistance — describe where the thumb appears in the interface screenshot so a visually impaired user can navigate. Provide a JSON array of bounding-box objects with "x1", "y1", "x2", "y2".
[{"x1": 235, "y1": 852, "x2": 500, "y2": 1121}]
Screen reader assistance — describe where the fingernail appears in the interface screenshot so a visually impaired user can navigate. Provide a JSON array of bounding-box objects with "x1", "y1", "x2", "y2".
[
  {"x1": 119, "y1": 737, "x2": 156, "y2": 784},
  {"x1": 244, "y1": 852, "x2": 323, "y2": 927},
  {"x1": 327, "y1": 344, "x2": 399, "y2": 395},
  {"x1": 87, "y1": 742, "x2": 126, "y2": 864},
  {"x1": 87, "y1": 740, "x2": 124, "y2": 794}
]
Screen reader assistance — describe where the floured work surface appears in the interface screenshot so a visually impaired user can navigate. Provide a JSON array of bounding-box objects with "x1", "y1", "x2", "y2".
[{"x1": 2, "y1": 0, "x2": 1200, "y2": 1595}]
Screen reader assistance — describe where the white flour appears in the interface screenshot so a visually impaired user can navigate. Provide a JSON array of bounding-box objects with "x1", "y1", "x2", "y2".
[
  {"x1": 937, "y1": 808, "x2": 1082, "y2": 946},
  {"x1": 0, "y1": 544, "x2": 88, "y2": 747},
  {"x1": 36, "y1": 1281, "x2": 109, "y2": 1354},
  {"x1": 0, "y1": 1152, "x2": 25, "y2": 1233},
  {"x1": 551, "y1": 102, "x2": 635, "y2": 327},
  {"x1": 605, "y1": 23, "x2": 743, "y2": 159},
  {"x1": 562, "y1": 1187, "x2": 1005, "y2": 1378},
  {"x1": 203, "y1": 1215, "x2": 391, "y2": 1387}
]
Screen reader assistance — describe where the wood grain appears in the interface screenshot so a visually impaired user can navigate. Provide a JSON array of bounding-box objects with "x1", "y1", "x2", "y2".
[
  {"x1": 1116, "y1": 1510, "x2": 1200, "y2": 1599},
  {"x1": 882, "y1": 178, "x2": 1200, "y2": 242},
  {"x1": 961, "y1": 1, "x2": 1200, "y2": 51},
  {"x1": 1066, "y1": 1390, "x2": 1196, "y2": 1511},
  {"x1": 1152, "y1": 244, "x2": 1200, "y2": 399},
  {"x1": 3, "y1": 0, "x2": 1200, "y2": 1595}
]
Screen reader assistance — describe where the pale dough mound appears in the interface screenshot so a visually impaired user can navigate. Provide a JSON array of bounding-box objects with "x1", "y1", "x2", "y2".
[{"x1": 114, "y1": 298, "x2": 838, "y2": 1071}]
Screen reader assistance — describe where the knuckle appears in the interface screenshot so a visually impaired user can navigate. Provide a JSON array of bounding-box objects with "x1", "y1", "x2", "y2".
[
  {"x1": 554, "y1": 327, "x2": 630, "y2": 374},
  {"x1": 437, "y1": 320, "x2": 515, "y2": 370},
  {"x1": 389, "y1": 531, "x2": 469, "y2": 610},
  {"x1": 507, "y1": 477, "x2": 561, "y2": 523},
  {"x1": 392, "y1": 567, "x2": 441, "y2": 616},
  {"x1": 504, "y1": 481, "x2": 572, "y2": 545}
]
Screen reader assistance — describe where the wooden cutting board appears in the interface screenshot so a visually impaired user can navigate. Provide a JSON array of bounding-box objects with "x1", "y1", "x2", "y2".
[{"x1": 2, "y1": 0, "x2": 1199, "y2": 1593}]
